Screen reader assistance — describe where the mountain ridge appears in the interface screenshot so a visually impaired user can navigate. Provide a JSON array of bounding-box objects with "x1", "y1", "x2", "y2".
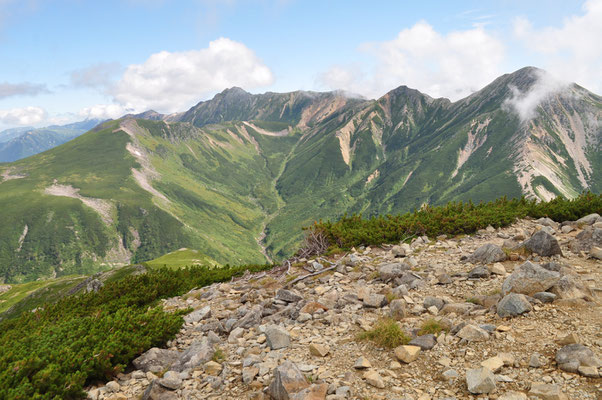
[{"x1": 0, "y1": 67, "x2": 599, "y2": 283}]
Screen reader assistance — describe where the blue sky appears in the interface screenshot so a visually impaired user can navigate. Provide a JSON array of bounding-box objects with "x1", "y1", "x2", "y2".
[{"x1": 0, "y1": 0, "x2": 600, "y2": 129}]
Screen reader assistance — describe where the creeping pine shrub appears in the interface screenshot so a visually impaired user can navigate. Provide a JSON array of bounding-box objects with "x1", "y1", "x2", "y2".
[
  {"x1": 309, "y1": 192, "x2": 601, "y2": 250},
  {"x1": 0, "y1": 263, "x2": 272, "y2": 400}
]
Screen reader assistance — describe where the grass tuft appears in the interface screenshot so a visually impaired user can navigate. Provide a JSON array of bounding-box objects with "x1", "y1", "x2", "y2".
[{"x1": 357, "y1": 318, "x2": 411, "y2": 348}]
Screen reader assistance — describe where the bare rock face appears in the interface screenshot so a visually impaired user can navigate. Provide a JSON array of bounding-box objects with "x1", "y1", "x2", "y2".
[
  {"x1": 268, "y1": 361, "x2": 310, "y2": 400},
  {"x1": 502, "y1": 261, "x2": 560, "y2": 296},
  {"x1": 467, "y1": 243, "x2": 507, "y2": 264},
  {"x1": 522, "y1": 230, "x2": 562, "y2": 256}
]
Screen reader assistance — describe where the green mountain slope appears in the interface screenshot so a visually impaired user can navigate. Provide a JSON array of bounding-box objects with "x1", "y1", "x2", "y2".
[{"x1": 0, "y1": 67, "x2": 600, "y2": 282}]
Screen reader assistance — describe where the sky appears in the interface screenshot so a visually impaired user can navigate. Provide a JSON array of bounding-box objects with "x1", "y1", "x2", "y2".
[{"x1": 0, "y1": 0, "x2": 600, "y2": 129}]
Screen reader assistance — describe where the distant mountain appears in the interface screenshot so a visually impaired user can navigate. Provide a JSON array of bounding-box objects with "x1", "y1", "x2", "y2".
[
  {"x1": 0, "y1": 67, "x2": 599, "y2": 282},
  {"x1": 0, "y1": 119, "x2": 105, "y2": 162}
]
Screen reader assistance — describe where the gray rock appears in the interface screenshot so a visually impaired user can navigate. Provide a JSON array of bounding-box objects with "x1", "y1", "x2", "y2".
[
  {"x1": 456, "y1": 324, "x2": 489, "y2": 342},
  {"x1": 590, "y1": 246, "x2": 602, "y2": 260},
  {"x1": 502, "y1": 261, "x2": 560, "y2": 296},
  {"x1": 533, "y1": 292, "x2": 556, "y2": 303},
  {"x1": 409, "y1": 334, "x2": 437, "y2": 350},
  {"x1": 536, "y1": 217, "x2": 557, "y2": 228},
  {"x1": 571, "y1": 226, "x2": 602, "y2": 252},
  {"x1": 423, "y1": 296, "x2": 445, "y2": 310},
  {"x1": 550, "y1": 275, "x2": 592, "y2": 300},
  {"x1": 466, "y1": 367, "x2": 496, "y2": 394},
  {"x1": 498, "y1": 392, "x2": 527, "y2": 400},
  {"x1": 497, "y1": 293, "x2": 532, "y2": 317},
  {"x1": 391, "y1": 284, "x2": 409, "y2": 297},
  {"x1": 233, "y1": 304, "x2": 263, "y2": 329},
  {"x1": 133, "y1": 348, "x2": 179, "y2": 373},
  {"x1": 392, "y1": 245, "x2": 406, "y2": 257},
  {"x1": 268, "y1": 361, "x2": 309, "y2": 400},
  {"x1": 183, "y1": 305, "x2": 211, "y2": 324},
  {"x1": 171, "y1": 337, "x2": 215, "y2": 372},
  {"x1": 529, "y1": 383, "x2": 568, "y2": 400},
  {"x1": 158, "y1": 371, "x2": 182, "y2": 390},
  {"x1": 242, "y1": 366, "x2": 259, "y2": 384},
  {"x1": 468, "y1": 244, "x2": 507, "y2": 264},
  {"x1": 276, "y1": 289, "x2": 303, "y2": 303},
  {"x1": 378, "y1": 262, "x2": 411, "y2": 282},
  {"x1": 468, "y1": 265, "x2": 491, "y2": 279},
  {"x1": 389, "y1": 299, "x2": 407, "y2": 320},
  {"x1": 289, "y1": 383, "x2": 328, "y2": 399},
  {"x1": 265, "y1": 325, "x2": 291, "y2": 350},
  {"x1": 86, "y1": 279, "x2": 103, "y2": 293},
  {"x1": 363, "y1": 293, "x2": 387, "y2": 308},
  {"x1": 522, "y1": 230, "x2": 562, "y2": 256},
  {"x1": 142, "y1": 380, "x2": 178, "y2": 400},
  {"x1": 576, "y1": 213, "x2": 600, "y2": 225},
  {"x1": 529, "y1": 353, "x2": 544, "y2": 368},
  {"x1": 555, "y1": 344, "x2": 601, "y2": 373}
]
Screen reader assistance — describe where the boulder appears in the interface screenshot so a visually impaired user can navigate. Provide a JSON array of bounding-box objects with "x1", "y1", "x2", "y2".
[
  {"x1": 522, "y1": 230, "x2": 562, "y2": 256},
  {"x1": 133, "y1": 348, "x2": 179, "y2": 373},
  {"x1": 378, "y1": 262, "x2": 411, "y2": 282},
  {"x1": 363, "y1": 370, "x2": 385, "y2": 388},
  {"x1": 276, "y1": 289, "x2": 303, "y2": 303},
  {"x1": 408, "y1": 334, "x2": 436, "y2": 350},
  {"x1": 183, "y1": 305, "x2": 211, "y2": 324},
  {"x1": 468, "y1": 265, "x2": 491, "y2": 279},
  {"x1": 142, "y1": 380, "x2": 178, "y2": 400},
  {"x1": 533, "y1": 292, "x2": 556, "y2": 303},
  {"x1": 501, "y1": 261, "x2": 560, "y2": 296},
  {"x1": 576, "y1": 213, "x2": 600, "y2": 225},
  {"x1": 363, "y1": 293, "x2": 387, "y2": 308},
  {"x1": 265, "y1": 325, "x2": 291, "y2": 350},
  {"x1": 496, "y1": 293, "x2": 532, "y2": 318},
  {"x1": 389, "y1": 299, "x2": 407, "y2": 320},
  {"x1": 157, "y1": 371, "x2": 182, "y2": 390},
  {"x1": 233, "y1": 304, "x2": 264, "y2": 329},
  {"x1": 289, "y1": 383, "x2": 328, "y2": 400},
  {"x1": 171, "y1": 337, "x2": 215, "y2": 372},
  {"x1": 555, "y1": 343, "x2": 601, "y2": 373},
  {"x1": 267, "y1": 361, "x2": 309, "y2": 400},
  {"x1": 466, "y1": 367, "x2": 496, "y2": 394},
  {"x1": 467, "y1": 244, "x2": 507, "y2": 264},
  {"x1": 550, "y1": 275, "x2": 592, "y2": 300}
]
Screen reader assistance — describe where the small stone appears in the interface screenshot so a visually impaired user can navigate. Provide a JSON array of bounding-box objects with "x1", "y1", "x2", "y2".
[
  {"x1": 158, "y1": 371, "x2": 182, "y2": 390},
  {"x1": 309, "y1": 343, "x2": 330, "y2": 357},
  {"x1": 529, "y1": 353, "x2": 544, "y2": 368},
  {"x1": 496, "y1": 325, "x2": 511, "y2": 332},
  {"x1": 353, "y1": 356, "x2": 372, "y2": 369},
  {"x1": 394, "y1": 345, "x2": 421, "y2": 363},
  {"x1": 468, "y1": 265, "x2": 491, "y2": 279},
  {"x1": 528, "y1": 383, "x2": 568, "y2": 400},
  {"x1": 389, "y1": 299, "x2": 407, "y2": 320},
  {"x1": 441, "y1": 369, "x2": 459, "y2": 381},
  {"x1": 363, "y1": 293, "x2": 387, "y2": 308},
  {"x1": 590, "y1": 246, "x2": 602, "y2": 260},
  {"x1": 555, "y1": 343, "x2": 601, "y2": 373},
  {"x1": 466, "y1": 367, "x2": 496, "y2": 394},
  {"x1": 204, "y1": 361, "x2": 222, "y2": 375},
  {"x1": 363, "y1": 370, "x2": 385, "y2": 388},
  {"x1": 105, "y1": 381, "x2": 120, "y2": 393},
  {"x1": 468, "y1": 244, "x2": 507, "y2": 264},
  {"x1": 533, "y1": 292, "x2": 556, "y2": 303},
  {"x1": 577, "y1": 365, "x2": 599, "y2": 377},
  {"x1": 489, "y1": 262, "x2": 506, "y2": 275},
  {"x1": 481, "y1": 356, "x2": 504, "y2": 372},
  {"x1": 267, "y1": 361, "x2": 309, "y2": 400},
  {"x1": 392, "y1": 245, "x2": 406, "y2": 257},
  {"x1": 242, "y1": 366, "x2": 259, "y2": 384},
  {"x1": 408, "y1": 334, "x2": 436, "y2": 350},
  {"x1": 276, "y1": 289, "x2": 303, "y2": 303},
  {"x1": 184, "y1": 305, "x2": 211, "y2": 324},
  {"x1": 456, "y1": 324, "x2": 489, "y2": 342}
]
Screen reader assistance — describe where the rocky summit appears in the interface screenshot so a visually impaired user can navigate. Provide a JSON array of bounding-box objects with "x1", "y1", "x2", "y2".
[{"x1": 87, "y1": 215, "x2": 601, "y2": 400}]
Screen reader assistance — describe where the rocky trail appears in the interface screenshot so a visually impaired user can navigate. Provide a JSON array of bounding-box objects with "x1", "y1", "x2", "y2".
[{"x1": 88, "y1": 214, "x2": 601, "y2": 400}]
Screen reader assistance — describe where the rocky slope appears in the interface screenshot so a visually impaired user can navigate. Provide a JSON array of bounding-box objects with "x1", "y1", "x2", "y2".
[
  {"x1": 87, "y1": 214, "x2": 602, "y2": 400},
  {"x1": 0, "y1": 67, "x2": 600, "y2": 282}
]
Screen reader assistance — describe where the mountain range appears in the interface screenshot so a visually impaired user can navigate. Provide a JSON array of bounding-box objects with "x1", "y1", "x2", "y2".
[
  {"x1": 0, "y1": 66, "x2": 600, "y2": 283},
  {"x1": 0, "y1": 119, "x2": 105, "y2": 162}
]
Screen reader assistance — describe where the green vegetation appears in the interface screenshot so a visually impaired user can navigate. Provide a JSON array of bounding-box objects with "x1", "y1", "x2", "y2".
[
  {"x1": 418, "y1": 319, "x2": 448, "y2": 335},
  {"x1": 357, "y1": 318, "x2": 411, "y2": 348},
  {"x1": 309, "y1": 192, "x2": 602, "y2": 249},
  {"x1": 144, "y1": 248, "x2": 219, "y2": 269},
  {"x1": 0, "y1": 263, "x2": 272, "y2": 399}
]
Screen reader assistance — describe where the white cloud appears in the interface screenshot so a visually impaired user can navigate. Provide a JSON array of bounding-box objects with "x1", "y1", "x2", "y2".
[
  {"x1": 513, "y1": 0, "x2": 602, "y2": 94},
  {"x1": 0, "y1": 106, "x2": 46, "y2": 125},
  {"x1": 78, "y1": 103, "x2": 129, "y2": 120},
  {"x1": 319, "y1": 21, "x2": 505, "y2": 100},
  {"x1": 503, "y1": 69, "x2": 569, "y2": 122},
  {"x1": 112, "y1": 37, "x2": 274, "y2": 112},
  {"x1": 70, "y1": 62, "x2": 122, "y2": 91},
  {"x1": 0, "y1": 81, "x2": 49, "y2": 99}
]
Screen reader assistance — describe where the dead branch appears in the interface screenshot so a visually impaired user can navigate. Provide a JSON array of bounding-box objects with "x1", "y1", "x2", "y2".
[{"x1": 283, "y1": 253, "x2": 347, "y2": 289}]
